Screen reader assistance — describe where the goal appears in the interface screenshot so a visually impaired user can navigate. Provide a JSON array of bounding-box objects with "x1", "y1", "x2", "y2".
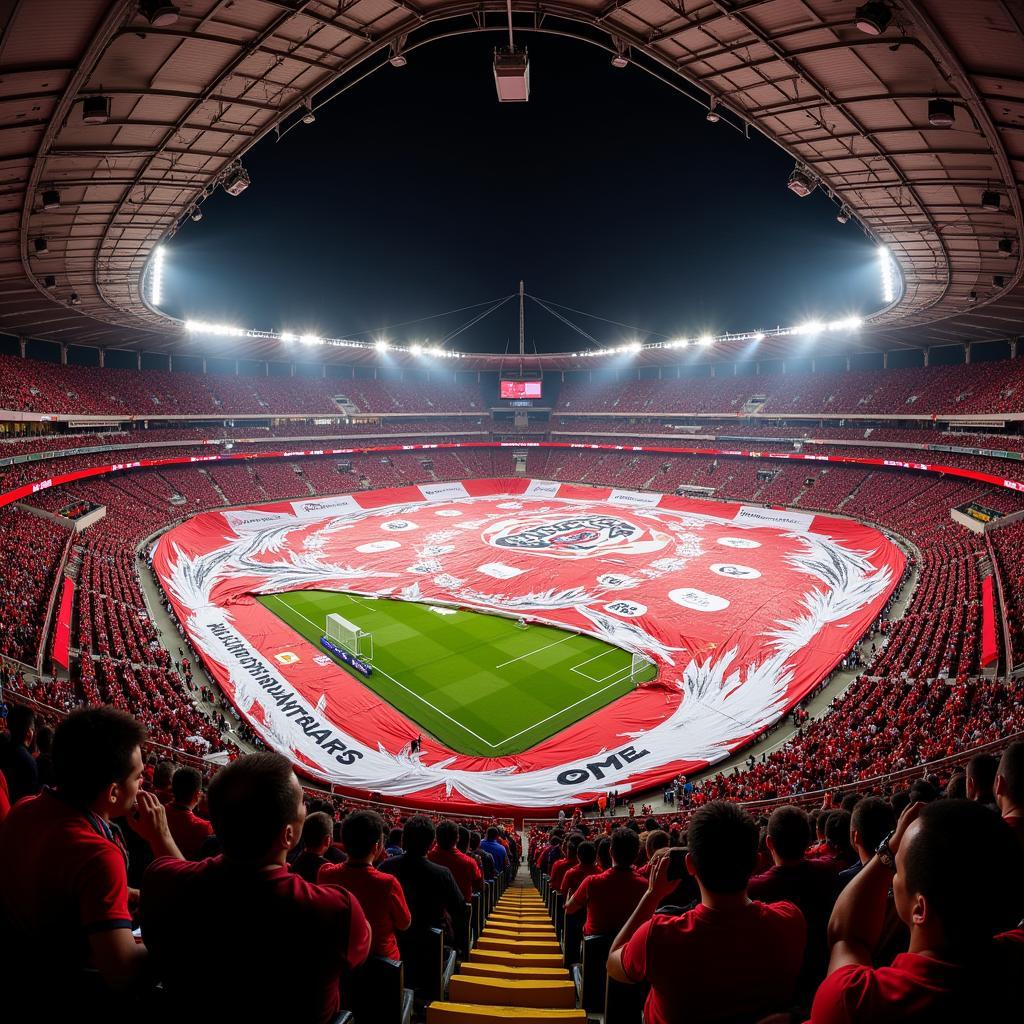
[
  {"x1": 630, "y1": 651, "x2": 656, "y2": 684},
  {"x1": 325, "y1": 612, "x2": 374, "y2": 660}
]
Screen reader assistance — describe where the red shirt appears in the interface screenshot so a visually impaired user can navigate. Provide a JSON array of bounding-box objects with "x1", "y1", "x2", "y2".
[
  {"x1": 621, "y1": 901, "x2": 806, "y2": 1024},
  {"x1": 549, "y1": 856, "x2": 575, "y2": 892},
  {"x1": 569, "y1": 865, "x2": 648, "y2": 936},
  {"x1": 318, "y1": 860, "x2": 411, "y2": 961},
  {"x1": 561, "y1": 861, "x2": 600, "y2": 898},
  {"x1": 142, "y1": 855, "x2": 370, "y2": 1024},
  {"x1": 428, "y1": 846, "x2": 482, "y2": 902},
  {"x1": 0, "y1": 790, "x2": 131, "y2": 972},
  {"x1": 164, "y1": 803, "x2": 214, "y2": 860},
  {"x1": 810, "y1": 932, "x2": 1024, "y2": 1023}
]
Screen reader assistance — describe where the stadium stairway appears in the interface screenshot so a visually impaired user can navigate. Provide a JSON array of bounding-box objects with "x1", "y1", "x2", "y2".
[{"x1": 426, "y1": 881, "x2": 585, "y2": 1024}]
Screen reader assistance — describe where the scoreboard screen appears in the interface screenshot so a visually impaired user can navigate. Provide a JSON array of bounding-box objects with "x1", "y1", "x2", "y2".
[{"x1": 501, "y1": 380, "x2": 542, "y2": 399}]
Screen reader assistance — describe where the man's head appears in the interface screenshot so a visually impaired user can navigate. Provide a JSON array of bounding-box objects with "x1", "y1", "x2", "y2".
[
  {"x1": 207, "y1": 752, "x2": 304, "y2": 864},
  {"x1": 386, "y1": 826, "x2": 403, "y2": 849},
  {"x1": 995, "y1": 742, "x2": 1024, "y2": 816},
  {"x1": 469, "y1": 830, "x2": 481, "y2": 851},
  {"x1": 341, "y1": 810, "x2": 385, "y2": 862},
  {"x1": 686, "y1": 801, "x2": 758, "y2": 895},
  {"x1": 301, "y1": 811, "x2": 334, "y2": 855},
  {"x1": 850, "y1": 797, "x2": 896, "y2": 862},
  {"x1": 436, "y1": 820, "x2": 459, "y2": 851},
  {"x1": 564, "y1": 831, "x2": 584, "y2": 861},
  {"x1": 609, "y1": 827, "x2": 641, "y2": 867},
  {"x1": 485, "y1": 826, "x2": 499, "y2": 842},
  {"x1": 894, "y1": 800, "x2": 1024, "y2": 953},
  {"x1": 456, "y1": 825, "x2": 471, "y2": 853},
  {"x1": 577, "y1": 840, "x2": 597, "y2": 867},
  {"x1": 6, "y1": 704, "x2": 35, "y2": 748},
  {"x1": 766, "y1": 805, "x2": 810, "y2": 864},
  {"x1": 152, "y1": 759, "x2": 175, "y2": 792},
  {"x1": 403, "y1": 814, "x2": 436, "y2": 857},
  {"x1": 53, "y1": 706, "x2": 146, "y2": 816},
  {"x1": 644, "y1": 817, "x2": 659, "y2": 833},
  {"x1": 967, "y1": 754, "x2": 998, "y2": 804},
  {"x1": 596, "y1": 836, "x2": 612, "y2": 869},
  {"x1": 825, "y1": 809, "x2": 854, "y2": 857},
  {"x1": 645, "y1": 830, "x2": 670, "y2": 857},
  {"x1": 171, "y1": 766, "x2": 203, "y2": 807}
]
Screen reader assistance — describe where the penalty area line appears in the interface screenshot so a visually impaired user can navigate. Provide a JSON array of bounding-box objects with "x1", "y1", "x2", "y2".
[
  {"x1": 495, "y1": 630, "x2": 578, "y2": 669},
  {"x1": 265, "y1": 594, "x2": 499, "y2": 750}
]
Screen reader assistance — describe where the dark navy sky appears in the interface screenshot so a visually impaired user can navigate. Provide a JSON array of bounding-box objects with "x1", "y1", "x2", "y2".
[{"x1": 160, "y1": 34, "x2": 882, "y2": 354}]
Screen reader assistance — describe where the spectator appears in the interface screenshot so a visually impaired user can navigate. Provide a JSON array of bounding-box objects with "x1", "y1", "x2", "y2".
[
  {"x1": 596, "y1": 835, "x2": 613, "y2": 870},
  {"x1": 812, "y1": 800, "x2": 1024, "y2": 1021},
  {"x1": 291, "y1": 811, "x2": 335, "y2": 882},
  {"x1": 428, "y1": 819, "x2": 482, "y2": 901},
  {"x1": 816, "y1": 810, "x2": 857, "y2": 873},
  {"x1": 142, "y1": 753, "x2": 370, "y2": 1023},
  {"x1": 838, "y1": 798, "x2": 896, "y2": 887},
  {"x1": 384, "y1": 825, "x2": 404, "y2": 858},
  {"x1": 163, "y1": 766, "x2": 213, "y2": 860},
  {"x1": 561, "y1": 839, "x2": 600, "y2": 898},
  {"x1": 549, "y1": 831, "x2": 583, "y2": 893},
  {"x1": 379, "y1": 814, "x2": 465, "y2": 941},
  {"x1": 319, "y1": 810, "x2": 411, "y2": 960},
  {"x1": 749, "y1": 805, "x2": 841, "y2": 992},
  {"x1": 536, "y1": 828, "x2": 564, "y2": 874},
  {"x1": 0, "y1": 703, "x2": 39, "y2": 804},
  {"x1": 469, "y1": 829, "x2": 495, "y2": 880},
  {"x1": 34, "y1": 724, "x2": 56, "y2": 787},
  {"x1": 966, "y1": 752, "x2": 999, "y2": 809},
  {"x1": 479, "y1": 824, "x2": 508, "y2": 873},
  {"x1": 608, "y1": 802, "x2": 806, "y2": 1024},
  {"x1": 0, "y1": 707, "x2": 180, "y2": 1008},
  {"x1": 995, "y1": 741, "x2": 1024, "y2": 845},
  {"x1": 566, "y1": 827, "x2": 648, "y2": 937},
  {"x1": 151, "y1": 759, "x2": 175, "y2": 804}
]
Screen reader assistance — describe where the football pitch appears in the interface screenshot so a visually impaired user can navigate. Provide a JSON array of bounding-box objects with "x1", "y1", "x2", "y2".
[{"x1": 258, "y1": 590, "x2": 658, "y2": 757}]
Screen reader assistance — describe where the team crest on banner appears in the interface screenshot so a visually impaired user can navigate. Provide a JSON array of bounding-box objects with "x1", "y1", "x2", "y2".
[{"x1": 482, "y1": 512, "x2": 671, "y2": 559}]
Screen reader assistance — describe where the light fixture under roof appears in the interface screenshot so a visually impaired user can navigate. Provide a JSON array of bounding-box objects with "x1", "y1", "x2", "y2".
[
  {"x1": 301, "y1": 99, "x2": 316, "y2": 125},
  {"x1": 981, "y1": 189, "x2": 1002, "y2": 212},
  {"x1": 610, "y1": 52, "x2": 628, "y2": 69},
  {"x1": 706, "y1": 97, "x2": 720, "y2": 123},
  {"x1": 69, "y1": 292, "x2": 81, "y2": 306},
  {"x1": 836, "y1": 205, "x2": 851, "y2": 224},
  {"x1": 43, "y1": 275, "x2": 57, "y2": 290},
  {"x1": 140, "y1": 0, "x2": 180, "y2": 26},
  {"x1": 222, "y1": 165, "x2": 250, "y2": 196},
  {"x1": 82, "y1": 95, "x2": 111, "y2": 125},
  {"x1": 33, "y1": 237, "x2": 49, "y2": 256},
  {"x1": 787, "y1": 164, "x2": 817, "y2": 198},
  {"x1": 40, "y1": 188, "x2": 60, "y2": 211},
  {"x1": 189, "y1": 206, "x2": 203, "y2": 222},
  {"x1": 998, "y1": 237, "x2": 1015, "y2": 257},
  {"x1": 928, "y1": 97, "x2": 955, "y2": 128},
  {"x1": 854, "y1": 2, "x2": 892, "y2": 35}
]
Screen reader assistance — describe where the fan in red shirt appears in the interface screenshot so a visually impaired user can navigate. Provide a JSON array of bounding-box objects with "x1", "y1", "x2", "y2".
[
  {"x1": 608, "y1": 801, "x2": 806, "y2": 1024},
  {"x1": 811, "y1": 799, "x2": 1024, "y2": 1023},
  {"x1": 142, "y1": 753, "x2": 370, "y2": 1024},
  {"x1": 163, "y1": 766, "x2": 213, "y2": 860},
  {"x1": 0, "y1": 707, "x2": 183, "y2": 1017},
  {"x1": 319, "y1": 809, "x2": 411, "y2": 960},
  {"x1": 428, "y1": 819, "x2": 483, "y2": 901},
  {"x1": 995, "y1": 740, "x2": 1024, "y2": 848},
  {"x1": 566, "y1": 827, "x2": 648, "y2": 936},
  {"x1": 560, "y1": 839, "x2": 601, "y2": 898},
  {"x1": 549, "y1": 831, "x2": 584, "y2": 892}
]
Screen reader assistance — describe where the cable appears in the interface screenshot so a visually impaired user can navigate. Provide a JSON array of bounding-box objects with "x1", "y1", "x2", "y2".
[
  {"x1": 527, "y1": 293, "x2": 671, "y2": 340},
  {"x1": 528, "y1": 295, "x2": 602, "y2": 348},
  {"x1": 338, "y1": 295, "x2": 514, "y2": 339},
  {"x1": 440, "y1": 294, "x2": 515, "y2": 345}
]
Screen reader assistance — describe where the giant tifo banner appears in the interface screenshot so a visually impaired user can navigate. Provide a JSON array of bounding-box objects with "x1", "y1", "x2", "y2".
[{"x1": 151, "y1": 477, "x2": 904, "y2": 813}]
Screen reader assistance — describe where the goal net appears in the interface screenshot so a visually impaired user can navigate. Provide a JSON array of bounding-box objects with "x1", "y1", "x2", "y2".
[
  {"x1": 630, "y1": 651, "x2": 656, "y2": 684},
  {"x1": 325, "y1": 612, "x2": 373, "y2": 660}
]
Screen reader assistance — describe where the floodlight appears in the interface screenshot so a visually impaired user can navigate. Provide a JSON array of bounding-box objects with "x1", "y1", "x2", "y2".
[
  {"x1": 494, "y1": 48, "x2": 530, "y2": 102},
  {"x1": 375, "y1": 339, "x2": 390, "y2": 352},
  {"x1": 836, "y1": 205, "x2": 851, "y2": 224},
  {"x1": 998, "y1": 237, "x2": 1015, "y2": 257},
  {"x1": 981, "y1": 190, "x2": 1001, "y2": 212},
  {"x1": 787, "y1": 164, "x2": 817, "y2": 197},
  {"x1": 668, "y1": 338, "x2": 689, "y2": 349},
  {"x1": 82, "y1": 95, "x2": 111, "y2": 124},
  {"x1": 279, "y1": 332, "x2": 298, "y2": 343},
  {"x1": 222, "y1": 165, "x2": 250, "y2": 196},
  {"x1": 626, "y1": 342, "x2": 642, "y2": 353},
  {"x1": 752, "y1": 332, "x2": 766, "y2": 342},
  {"x1": 149, "y1": 246, "x2": 165, "y2": 307},
  {"x1": 69, "y1": 292, "x2": 81, "y2": 306},
  {"x1": 698, "y1": 334, "x2": 714, "y2": 346},
  {"x1": 611, "y1": 53, "x2": 629, "y2": 69},
  {"x1": 797, "y1": 321, "x2": 825, "y2": 334},
  {"x1": 43, "y1": 275, "x2": 57, "y2": 289},
  {"x1": 33, "y1": 237, "x2": 49, "y2": 256},
  {"x1": 928, "y1": 98, "x2": 955, "y2": 127},
  {"x1": 878, "y1": 245, "x2": 897, "y2": 303},
  {"x1": 140, "y1": 0, "x2": 180, "y2": 26},
  {"x1": 410, "y1": 343, "x2": 423, "y2": 355},
  {"x1": 300, "y1": 334, "x2": 322, "y2": 346},
  {"x1": 855, "y1": 2, "x2": 892, "y2": 35},
  {"x1": 189, "y1": 206, "x2": 203, "y2": 222},
  {"x1": 40, "y1": 189, "x2": 60, "y2": 211},
  {"x1": 301, "y1": 99, "x2": 316, "y2": 125},
  {"x1": 184, "y1": 320, "x2": 244, "y2": 336},
  {"x1": 389, "y1": 44, "x2": 408, "y2": 68},
  {"x1": 706, "y1": 98, "x2": 720, "y2": 123}
]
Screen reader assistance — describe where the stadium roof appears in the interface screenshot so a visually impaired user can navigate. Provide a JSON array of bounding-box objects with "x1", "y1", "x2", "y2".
[{"x1": 0, "y1": 0, "x2": 1021, "y2": 370}]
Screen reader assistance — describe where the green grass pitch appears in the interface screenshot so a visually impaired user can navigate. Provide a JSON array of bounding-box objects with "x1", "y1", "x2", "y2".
[{"x1": 258, "y1": 590, "x2": 658, "y2": 757}]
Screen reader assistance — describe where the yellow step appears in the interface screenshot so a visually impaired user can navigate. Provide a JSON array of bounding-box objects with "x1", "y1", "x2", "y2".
[
  {"x1": 476, "y1": 937, "x2": 562, "y2": 955},
  {"x1": 426, "y1": 1003, "x2": 586, "y2": 1024},
  {"x1": 469, "y1": 950, "x2": 565, "y2": 969},
  {"x1": 489, "y1": 914, "x2": 551, "y2": 924},
  {"x1": 448, "y1": 975, "x2": 577, "y2": 1009},
  {"x1": 483, "y1": 928, "x2": 557, "y2": 941},
  {"x1": 458, "y1": 963, "x2": 571, "y2": 983}
]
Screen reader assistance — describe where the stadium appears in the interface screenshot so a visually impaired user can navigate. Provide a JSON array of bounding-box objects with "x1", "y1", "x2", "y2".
[{"x1": 1, "y1": 2, "x2": 1023, "y2": 1023}]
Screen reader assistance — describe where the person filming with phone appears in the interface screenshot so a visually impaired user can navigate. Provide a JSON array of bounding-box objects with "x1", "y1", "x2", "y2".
[{"x1": 607, "y1": 801, "x2": 807, "y2": 1024}]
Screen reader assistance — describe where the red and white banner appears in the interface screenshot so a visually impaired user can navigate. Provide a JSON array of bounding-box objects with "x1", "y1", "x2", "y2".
[
  {"x1": 152, "y1": 478, "x2": 904, "y2": 812},
  {"x1": 51, "y1": 576, "x2": 75, "y2": 670}
]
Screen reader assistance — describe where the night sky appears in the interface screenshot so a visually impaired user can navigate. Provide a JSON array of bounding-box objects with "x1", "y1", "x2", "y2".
[{"x1": 160, "y1": 34, "x2": 882, "y2": 355}]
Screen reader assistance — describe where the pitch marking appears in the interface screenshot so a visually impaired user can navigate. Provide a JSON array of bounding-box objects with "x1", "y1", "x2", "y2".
[{"x1": 495, "y1": 631, "x2": 578, "y2": 669}]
